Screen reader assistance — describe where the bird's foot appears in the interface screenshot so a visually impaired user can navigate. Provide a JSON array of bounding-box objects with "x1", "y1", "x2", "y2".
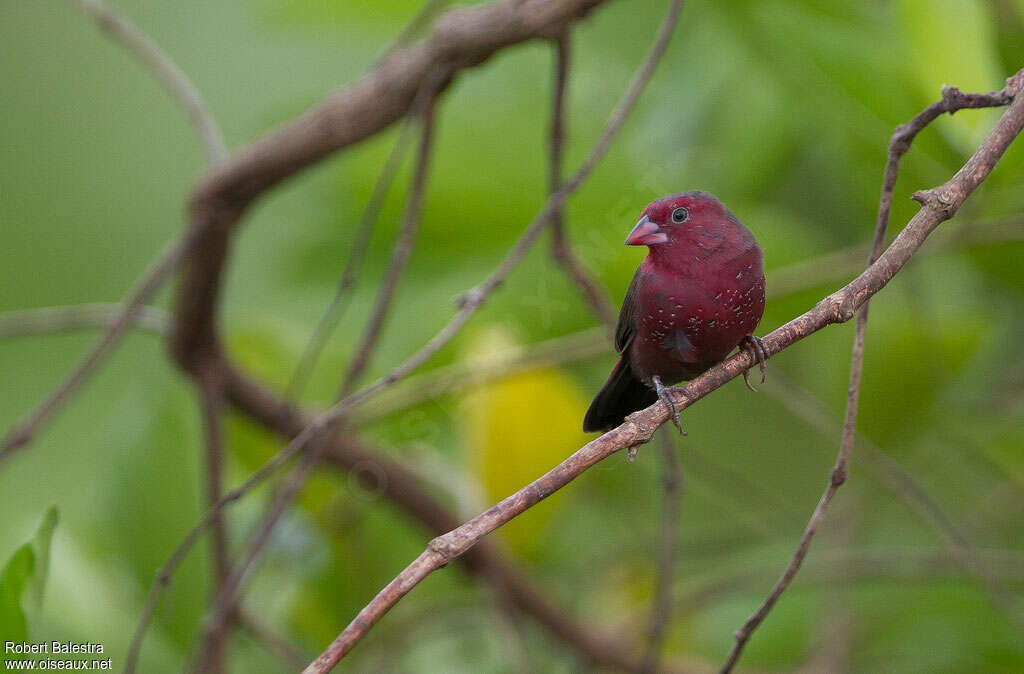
[
  {"x1": 652, "y1": 375, "x2": 686, "y2": 436},
  {"x1": 740, "y1": 334, "x2": 768, "y2": 392}
]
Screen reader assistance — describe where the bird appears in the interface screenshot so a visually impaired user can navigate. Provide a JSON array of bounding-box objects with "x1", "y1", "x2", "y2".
[{"x1": 583, "y1": 191, "x2": 767, "y2": 434}]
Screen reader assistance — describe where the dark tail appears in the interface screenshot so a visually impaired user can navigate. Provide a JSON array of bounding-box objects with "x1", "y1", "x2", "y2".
[{"x1": 583, "y1": 357, "x2": 657, "y2": 432}]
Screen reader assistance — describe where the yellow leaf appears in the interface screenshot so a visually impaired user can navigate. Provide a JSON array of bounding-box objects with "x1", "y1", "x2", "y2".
[{"x1": 461, "y1": 327, "x2": 591, "y2": 558}]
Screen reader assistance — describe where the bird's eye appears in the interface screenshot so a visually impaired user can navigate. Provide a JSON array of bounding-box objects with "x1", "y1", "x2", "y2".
[{"x1": 671, "y1": 207, "x2": 689, "y2": 224}]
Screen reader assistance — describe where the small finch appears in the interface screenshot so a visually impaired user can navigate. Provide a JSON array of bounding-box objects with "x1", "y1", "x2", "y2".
[{"x1": 583, "y1": 191, "x2": 767, "y2": 434}]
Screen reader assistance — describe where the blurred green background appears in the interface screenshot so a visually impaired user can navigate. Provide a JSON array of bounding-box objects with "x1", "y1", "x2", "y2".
[{"x1": 2, "y1": 0, "x2": 1024, "y2": 671}]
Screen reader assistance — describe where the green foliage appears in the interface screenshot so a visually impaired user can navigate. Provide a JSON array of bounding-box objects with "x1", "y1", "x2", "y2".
[{"x1": 0, "y1": 508, "x2": 58, "y2": 649}]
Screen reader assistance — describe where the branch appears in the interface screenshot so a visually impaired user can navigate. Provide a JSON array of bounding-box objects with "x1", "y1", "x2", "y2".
[
  {"x1": 308, "y1": 69, "x2": 1024, "y2": 671},
  {"x1": 548, "y1": 32, "x2": 617, "y2": 330},
  {"x1": 764, "y1": 372, "x2": 1024, "y2": 635},
  {"x1": 0, "y1": 303, "x2": 168, "y2": 338},
  {"x1": 283, "y1": 117, "x2": 417, "y2": 401},
  {"x1": 339, "y1": 76, "x2": 444, "y2": 396},
  {"x1": 719, "y1": 70, "x2": 1024, "y2": 673},
  {"x1": 195, "y1": 372, "x2": 231, "y2": 674},
  {"x1": 235, "y1": 609, "x2": 310, "y2": 671},
  {"x1": 640, "y1": 432, "x2": 684, "y2": 673},
  {"x1": 66, "y1": 0, "x2": 227, "y2": 163}
]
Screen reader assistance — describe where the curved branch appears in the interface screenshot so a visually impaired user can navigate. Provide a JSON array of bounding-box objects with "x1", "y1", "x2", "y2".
[{"x1": 308, "y1": 70, "x2": 1024, "y2": 671}]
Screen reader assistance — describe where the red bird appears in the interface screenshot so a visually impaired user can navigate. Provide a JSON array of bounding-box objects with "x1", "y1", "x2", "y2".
[{"x1": 583, "y1": 191, "x2": 767, "y2": 433}]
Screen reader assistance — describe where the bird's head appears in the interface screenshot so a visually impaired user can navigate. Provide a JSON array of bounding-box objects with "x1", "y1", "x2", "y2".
[{"x1": 626, "y1": 191, "x2": 757, "y2": 266}]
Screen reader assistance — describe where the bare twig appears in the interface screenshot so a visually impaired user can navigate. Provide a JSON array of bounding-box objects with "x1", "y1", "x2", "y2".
[
  {"x1": 719, "y1": 72, "x2": 1024, "y2": 673},
  {"x1": 66, "y1": 0, "x2": 227, "y2": 163},
  {"x1": 339, "y1": 77, "x2": 443, "y2": 397},
  {"x1": 640, "y1": 432, "x2": 684, "y2": 674},
  {"x1": 283, "y1": 117, "x2": 417, "y2": 401},
  {"x1": 0, "y1": 0, "x2": 226, "y2": 462},
  {"x1": 356, "y1": 326, "x2": 608, "y2": 420},
  {"x1": 307, "y1": 70, "x2": 1024, "y2": 671},
  {"x1": 235, "y1": 609, "x2": 310, "y2": 671},
  {"x1": 0, "y1": 303, "x2": 169, "y2": 338},
  {"x1": 375, "y1": 0, "x2": 451, "y2": 66},
  {"x1": 193, "y1": 434, "x2": 329, "y2": 673},
  {"x1": 0, "y1": 235, "x2": 191, "y2": 463},
  {"x1": 548, "y1": 32, "x2": 617, "y2": 330},
  {"x1": 765, "y1": 372, "x2": 1024, "y2": 635}
]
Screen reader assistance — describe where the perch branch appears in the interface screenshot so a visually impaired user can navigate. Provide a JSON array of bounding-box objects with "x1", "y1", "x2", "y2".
[
  {"x1": 307, "y1": 70, "x2": 1024, "y2": 671},
  {"x1": 719, "y1": 70, "x2": 1024, "y2": 673}
]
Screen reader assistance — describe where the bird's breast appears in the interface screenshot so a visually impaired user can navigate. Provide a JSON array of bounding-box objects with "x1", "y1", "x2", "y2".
[{"x1": 631, "y1": 252, "x2": 765, "y2": 383}]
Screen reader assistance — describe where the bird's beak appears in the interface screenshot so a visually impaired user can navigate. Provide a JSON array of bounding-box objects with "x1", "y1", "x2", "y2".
[{"x1": 625, "y1": 215, "x2": 668, "y2": 246}]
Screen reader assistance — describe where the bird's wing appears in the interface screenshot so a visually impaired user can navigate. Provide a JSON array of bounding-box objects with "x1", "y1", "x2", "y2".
[{"x1": 614, "y1": 269, "x2": 642, "y2": 354}]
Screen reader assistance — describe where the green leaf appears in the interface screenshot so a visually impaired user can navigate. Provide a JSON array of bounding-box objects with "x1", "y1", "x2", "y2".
[
  {"x1": 0, "y1": 546, "x2": 34, "y2": 644},
  {"x1": 26, "y1": 506, "x2": 59, "y2": 611},
  {"x1": 0, "y1": 507, "x2": 59, "y2": 648}
]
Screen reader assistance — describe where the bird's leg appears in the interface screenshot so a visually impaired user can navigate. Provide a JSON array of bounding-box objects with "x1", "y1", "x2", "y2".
[
  {"x1": 652, "y1": 375, "x2": 686, "y2": 436},
  {"x1": 740, "y1": 334, "x2": 768, "y2": 392}
]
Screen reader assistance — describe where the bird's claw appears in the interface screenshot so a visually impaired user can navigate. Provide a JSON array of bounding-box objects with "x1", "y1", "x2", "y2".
[
  {"x1": 652, "y1": 375, "x2": 686, "y2": 436},
  {"x1": 740, "y1": 335, "x2": 768, "y2": 392}
]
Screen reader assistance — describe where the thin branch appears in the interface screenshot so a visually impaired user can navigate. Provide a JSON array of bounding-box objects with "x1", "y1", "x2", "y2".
[
  {"x1": 355, "y1": 326, "x2": 608, "y2": 421},
  {"x1": 764, "y1": 372, "x2": 1024, "y2": 635},
  {"x1": 66, "y1": 0, "x2": 227, "y2": 163},
  {"x1": 0, "y1": 0, "x2": 226, "y2": 461},
  {"x1": 548, "y1": 32, "x2": 617, "y2": 330},
  {"x1": 283, "y1": 117, "x2": 417, "y2": 402},
  {"x1": 374, "y1": 0, "x2": 451, "y2": 67},
  {"x1": 306, "y1": 70, "x2": 1024, "y2": 671},
  {"x1": 196, "y1": 372, "x2": 231, "y2": 674},
  {"x1": 339, "y1": 78, "x2": 443, "y2": 397},
  {"x1": 193, "y1": 434, "x2": 328, "y2": 673},
  {"x1": 0, "y1": 303, "x2": 169, "y2": 338},
  {"x1": 235, "y1": 609, "x2": 310, "y2": 671},
  {"x1": 719, "y1": 73, "x2": 1024, "y2": 673},
  {"x1": 640, "y1": 432, "x2": 684, "y2": 674},
  {"x1": 0, "y1": 235, "x2": 191, "y2": 463},
  {"x1": 122, "y1": 407, "x2": 337, "y2": 673}
]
